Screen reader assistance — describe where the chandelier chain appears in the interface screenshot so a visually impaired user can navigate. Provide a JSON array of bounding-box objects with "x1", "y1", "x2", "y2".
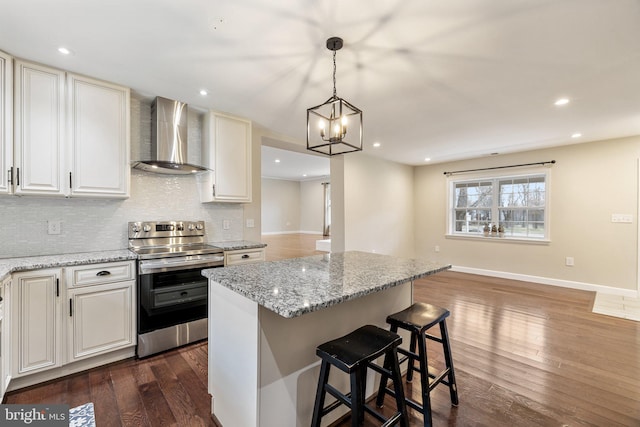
[{"x1": 332, "y1": 50, "x2": 337, "y2": 98}]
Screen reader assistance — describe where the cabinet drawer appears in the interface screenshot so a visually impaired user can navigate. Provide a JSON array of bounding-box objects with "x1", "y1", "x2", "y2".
[
  {"x1": 224, "y1": 248, "x2": 265, "y2": 266},
  {"x1": 67, "y1": 261, "x2": 135, "y2": 287}
]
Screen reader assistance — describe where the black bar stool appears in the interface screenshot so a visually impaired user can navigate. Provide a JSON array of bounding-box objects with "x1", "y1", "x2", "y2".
[
  {"x1": 311, "y1": 325, "x2": 409, "y2": 427},
  {"x1": 375, "y1": 302, "x2": 459, "y2": 427}
]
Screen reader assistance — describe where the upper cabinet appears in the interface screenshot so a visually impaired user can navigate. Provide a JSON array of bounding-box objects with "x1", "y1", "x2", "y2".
[
  {"x1": 199, "y1": 111, "x2": 252, "y2": 203},
  {"x1": 0, "y1": 51, "x2": 12, "y2": 195},
  {"x1": 11, "y1": 59, "x2": 130, "y2": 198},
  {"x1": 67, "y1": 74, "x2": 130, "y2": 198},
  {"x1": 14, "y1": 60, "x2": 66, "y2": 196}
]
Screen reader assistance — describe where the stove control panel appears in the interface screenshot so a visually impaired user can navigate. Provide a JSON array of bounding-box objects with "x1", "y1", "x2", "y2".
[{"x1": 128, "y1": 221, "x2": 206, "y2": 239}]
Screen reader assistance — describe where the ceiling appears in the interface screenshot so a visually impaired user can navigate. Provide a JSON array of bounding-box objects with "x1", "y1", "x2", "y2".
[
  {"x1": 2, "y1": 1, "x2": 640, "y2": 166},
  {"x1": 262, "y1": 146, "x2": 329, "y2": 181}
]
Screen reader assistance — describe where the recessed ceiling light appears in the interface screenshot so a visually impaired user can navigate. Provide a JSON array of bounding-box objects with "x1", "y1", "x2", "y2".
[
  {"x1": 274, "y1": 159, "x2": 280, "y2": 163},
  {"x1": 302, "y1": 174, "x2": 307, "y2": 177},
  {"x1": 373, "y1": 142, "x2": 381, "y2": 148},
  {"x1": 554, "y1": 98, "x2": 570, "y2": 106},
  {"x1": 571, "y1": 133, "x2": 582, "y2": 138},
  {"x1": 199, "y1": 89, "x2": 208, "y2": 96},
  {"x1": 424, "y1": 157, "x2": 431, "y2": 162},
  {"x1": 57, "y1": 47, "x2": 72, "y2": 55}
]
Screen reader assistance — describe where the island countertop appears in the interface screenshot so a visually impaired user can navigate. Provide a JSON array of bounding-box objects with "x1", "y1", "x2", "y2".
[{"x1": 202, "y1": 251, "x2": 450, "y2": 318}]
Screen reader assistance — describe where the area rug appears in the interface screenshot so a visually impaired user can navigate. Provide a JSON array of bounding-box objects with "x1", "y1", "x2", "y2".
[{"x1": 69, "y1": 402, "x2": 96, "y2": 427}]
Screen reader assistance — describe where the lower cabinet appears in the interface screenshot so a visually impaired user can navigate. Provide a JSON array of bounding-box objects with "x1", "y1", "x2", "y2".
[
  {"x1": 0, "y1": 275, "x2": 12, "y2": 401},
  {"x1": 11, "y1": 268, "x2": 63, "y2": 377},
  {"x1": 224, "y1": 247, "x2": 266, "y2": 266},
  {"x1": 67, "y1": 281, "x2": 135, "y2": 362},
  {"x1": 65, "y1": 261, "x2": 135, "y2": 362},
  {"x1": 9, "y1": 261, "x2": 135, "y2": 383}
]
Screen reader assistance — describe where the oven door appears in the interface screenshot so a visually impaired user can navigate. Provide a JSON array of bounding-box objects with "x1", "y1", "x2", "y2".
[{"x1": 137, "y1": 253, "x2": 223, "y2": 334}]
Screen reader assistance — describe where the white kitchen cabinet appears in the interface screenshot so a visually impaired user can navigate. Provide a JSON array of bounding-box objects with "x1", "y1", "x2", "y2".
[
  {"x1": 224, "y1": 248, "x2": 265, "y2": 266},
  {"x1": 12, "y1": 59, "x2": 130, "y2": 198},
  {"x1": 13, "y1": 60, "x2": 66, "y2": 196},
  {"x1": 0, "y1": 50, "x2": 12, "y2": 195},
  {"x1": 11, "y1": 268, "x2": 63, "y2": 377},
  {"x1": 67, "y1": 73, "x2": 130, "y2": 198},
  {"x1": 65, "y1": 261, "x2": 135, "y2": 362},
  {"x1": 199, "y1": 111, "x2": 252, "y2": 203},
  {"x1": 0, "y1": 276, "x2": 11, "y2": 401}
]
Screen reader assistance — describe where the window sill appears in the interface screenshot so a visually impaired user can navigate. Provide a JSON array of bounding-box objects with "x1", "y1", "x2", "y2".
[{"x1": 445, "y1": 234, "x2": 550, "y2": 245}]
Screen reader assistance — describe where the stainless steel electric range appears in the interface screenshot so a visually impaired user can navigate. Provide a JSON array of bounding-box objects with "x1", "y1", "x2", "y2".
[{"x1": 128, "y1": 220, "x2": 223, "y2": 358}]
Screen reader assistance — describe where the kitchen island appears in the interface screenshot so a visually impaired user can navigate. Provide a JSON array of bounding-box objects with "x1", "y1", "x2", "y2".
[{"x1": 202, "y1": 251, "x2": 450, "y2": 427}]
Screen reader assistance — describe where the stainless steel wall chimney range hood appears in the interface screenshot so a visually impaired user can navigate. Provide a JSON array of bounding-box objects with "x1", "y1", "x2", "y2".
[{"x1": 133, "y1": 96, "x2": 208, "y2": 174}]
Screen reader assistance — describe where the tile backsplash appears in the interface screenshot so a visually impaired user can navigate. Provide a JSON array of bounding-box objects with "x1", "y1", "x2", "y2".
[{"x1": 0, "y1": 94, "x2": 243, "y2": 258}]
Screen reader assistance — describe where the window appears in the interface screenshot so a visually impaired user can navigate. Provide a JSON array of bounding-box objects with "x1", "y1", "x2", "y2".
[{"x1": 449, "y1": 172, "x2": 548, "y2": 240}]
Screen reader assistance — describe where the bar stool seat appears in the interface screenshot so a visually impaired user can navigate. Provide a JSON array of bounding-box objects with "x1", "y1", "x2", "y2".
[
  {"x1": 311, "y1": 325, "x2": 409, "y2": 427},
  {"x1": 376, "y1": 302, "x2": 459, "y2": 427}
]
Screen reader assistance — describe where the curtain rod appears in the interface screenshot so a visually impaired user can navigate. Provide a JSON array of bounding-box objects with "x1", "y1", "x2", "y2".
[{"x1": 443, "y1": 160, "x2": 555, "y2": 176}]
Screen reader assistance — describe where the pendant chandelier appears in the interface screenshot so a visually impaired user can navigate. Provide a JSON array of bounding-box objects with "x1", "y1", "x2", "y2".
[{"x1": 307, "y1": 37, "x2": 363, "y2": 156}]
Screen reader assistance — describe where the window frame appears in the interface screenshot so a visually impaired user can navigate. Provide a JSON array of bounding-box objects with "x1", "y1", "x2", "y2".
[{"x1": 445, "y1": 168, "x2": 551, "y2": 243}]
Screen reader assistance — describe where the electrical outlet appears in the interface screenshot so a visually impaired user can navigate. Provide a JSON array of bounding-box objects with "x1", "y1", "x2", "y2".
[
  {"x1": 223, "y1": 219, "x2": 230, "y2": 230},
  {"x1": 435, "y1": 245, "x2": 440, "y2": 253},
  {"x1": 565, "y1": 257, "x2": 574, "y2": 266},
  {"x1": 246, "y1": 219, "x2": 255, "y2": 228},
  {"x1": 48, "y1": 220, "x2": 61, "y2": 235}
]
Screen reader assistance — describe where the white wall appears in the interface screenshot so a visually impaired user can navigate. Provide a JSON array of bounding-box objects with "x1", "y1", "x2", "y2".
[
  {"x1": 300, "y1": 178, "x2": 326, "y2": 234},
  {"x1": 261, "y1": 177, "x2": 327, "y2": 235},
  {"x1": 261, "y1": 178, "x2": 301, "y2": 234},
  {"x1": 331, "y1": 153, "x2": 415, "y2": 258},
  {"x1": 414, "y1": 136, "x2": 640, "y2": 293}
]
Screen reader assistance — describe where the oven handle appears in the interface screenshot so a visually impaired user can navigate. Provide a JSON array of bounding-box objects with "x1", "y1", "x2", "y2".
[{"x1": 139, "y1": 256, "x2": 224, "y2": 274}]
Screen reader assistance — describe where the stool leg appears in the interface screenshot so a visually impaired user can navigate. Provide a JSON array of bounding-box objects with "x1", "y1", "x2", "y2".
[
  {"x1": 376, "y1": 326, "x2": 398, "y2": 408},
  {"x1": 350, "y1": 370, "x2": 363, "y2": 427},
  {"x1": 311, "y1": 360, "x2": 331, "y2": 427},
  {"x1": 406, "y1": 330, "x2": 418, "y2": 383},
  {"x1": 440, "y1": 320, "x2": 459, "y2": 405},
  {"x1": 389, "y1": 347, "x2": 409, "y2": 427},
  {"x1": 375, "y1": 354, "x2": 389, "y2": 408},
  {"x1": 417, "y1": 331, "x2": 433, "y2": 427}
]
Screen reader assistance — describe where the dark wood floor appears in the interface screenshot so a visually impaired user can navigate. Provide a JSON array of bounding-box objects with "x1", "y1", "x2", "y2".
[{"x1": 5, "y1": 235, "x2": 640, "y2": 426}]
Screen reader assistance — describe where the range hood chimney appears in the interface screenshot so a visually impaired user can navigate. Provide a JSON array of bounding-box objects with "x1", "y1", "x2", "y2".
[{"x1": 133, "y1": 96, "x2": 208, "y2": 174}]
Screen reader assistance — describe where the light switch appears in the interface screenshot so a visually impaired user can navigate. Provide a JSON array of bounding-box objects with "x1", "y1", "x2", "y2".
[{"x1": 223, "y1": 219, "x2": 230, "y2": 230}]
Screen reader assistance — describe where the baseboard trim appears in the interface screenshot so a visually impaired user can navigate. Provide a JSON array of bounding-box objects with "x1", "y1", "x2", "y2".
[
  {"x1": 261, "y1": 231, "x2": 324, "y2": 236},
  {"x1": 451, "y1": 265, "x2": 639, "y2": 298}
]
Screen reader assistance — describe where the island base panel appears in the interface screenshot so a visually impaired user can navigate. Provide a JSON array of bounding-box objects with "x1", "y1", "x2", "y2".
[{"x1": 209, "y1": 280, "x2": 412, "y2": 426}]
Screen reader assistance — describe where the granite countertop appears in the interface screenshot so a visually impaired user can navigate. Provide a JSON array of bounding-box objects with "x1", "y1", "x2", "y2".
[
  {"x1": 210, "y1": 240, "x2": 267, "y2": 251},
  {"x1": 0, "y1": 249, "x2": 137, "y2": 282},
  {"x1": 202, "y1": 251, "x2": 450, "y2": 319}
]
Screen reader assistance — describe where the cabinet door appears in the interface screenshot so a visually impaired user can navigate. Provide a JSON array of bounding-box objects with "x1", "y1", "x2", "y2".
[
  {"x1": 203, "y1": 112, "x2": 252, "y2": 203},
  {"x1": 14, "y1": 60, "x2": 66, "y2": 196},
  {"x1": 67, "y1": 74, "x2": 130, "y2": 198},
  {"x1": 0, "y1": 277, "x2": 11, "y2": 400},
  {"x1": 0, "y1": 51, "x2": 12, "y2": 195},
  {"x1": 12, "y1": 269, "x2": 62, "y2": 376},
  {"x1": 67, "y1": 281, "x2": 135, "y2": 362}
]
